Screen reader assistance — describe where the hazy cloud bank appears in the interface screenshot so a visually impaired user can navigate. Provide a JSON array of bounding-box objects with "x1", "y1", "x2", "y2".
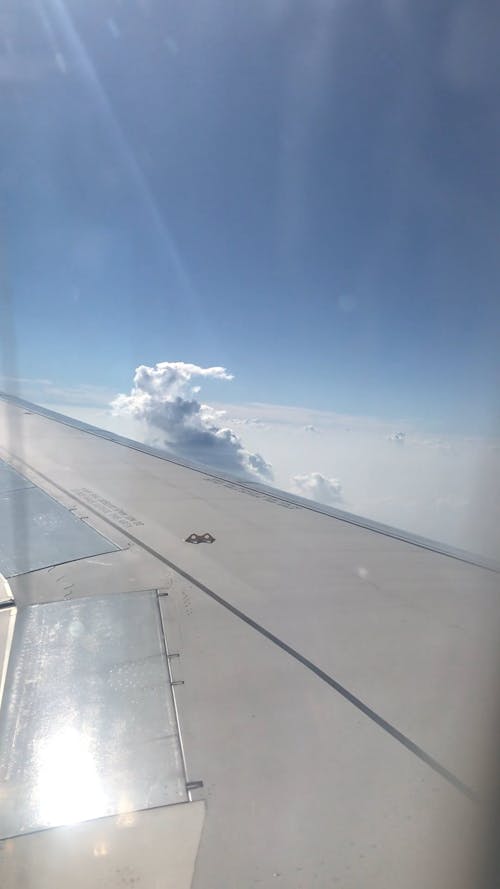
[{"x1": 17, "y1": 371, "x2": 499, "y2": 560}]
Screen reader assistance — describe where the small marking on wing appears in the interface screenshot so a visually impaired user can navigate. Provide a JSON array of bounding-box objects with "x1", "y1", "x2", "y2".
[{"x1": 185, "y1": 532, "x2": 215, "y2": 544}]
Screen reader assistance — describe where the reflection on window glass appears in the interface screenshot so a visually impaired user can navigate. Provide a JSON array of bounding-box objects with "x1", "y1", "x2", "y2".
[{"x1": 0, "y1": 0, "x2": 499, "y2": 558}]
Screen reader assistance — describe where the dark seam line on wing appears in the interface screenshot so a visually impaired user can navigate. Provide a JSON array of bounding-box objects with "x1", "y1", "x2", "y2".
[{"x1": 10, "y1": 458, "x2": 479, "y2": 804}]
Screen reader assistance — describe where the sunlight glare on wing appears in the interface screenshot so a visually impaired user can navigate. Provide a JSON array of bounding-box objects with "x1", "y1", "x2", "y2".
[{"x1": 34, "y1": 725, "x2": 107, "y2": 827}]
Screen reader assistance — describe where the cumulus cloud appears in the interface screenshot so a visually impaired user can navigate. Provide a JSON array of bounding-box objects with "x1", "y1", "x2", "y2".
[
  {"x1": 292, "y1": 472, "x2": 343, "y2": 505},
  {"x1": 111, "y1": 361, "x2": 273, "y2": 481}
]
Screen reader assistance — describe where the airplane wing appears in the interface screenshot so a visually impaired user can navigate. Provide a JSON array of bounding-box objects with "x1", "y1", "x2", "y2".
[{"x1": 0, "y1": 392, "x2": 498, "y2": 888}]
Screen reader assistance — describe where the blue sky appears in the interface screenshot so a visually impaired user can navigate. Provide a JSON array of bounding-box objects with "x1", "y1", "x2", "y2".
[{"x1": 1, "y1": 0, "x2": 499, "y2": 434}]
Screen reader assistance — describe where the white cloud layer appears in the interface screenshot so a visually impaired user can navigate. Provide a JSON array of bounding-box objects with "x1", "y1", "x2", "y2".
[
  {"x1": 207, "y1": 401, "x2": 500, "y2": 559},
  {"x1": 292, "y1": 472, "x2": 343, "y2": 505},
  {"x1": 110, "y1": 361, "x2": 273, "y2": 482},
  {"x1": 24, "y1": 377, "x2": 500, "y2": 561}
]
